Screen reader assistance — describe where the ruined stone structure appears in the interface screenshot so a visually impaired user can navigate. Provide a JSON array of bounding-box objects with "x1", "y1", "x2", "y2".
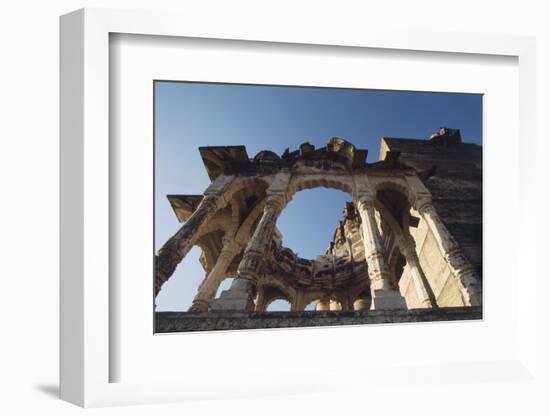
[{"x1": 155, "y1": 127, "x2": 482, "y2": 331}]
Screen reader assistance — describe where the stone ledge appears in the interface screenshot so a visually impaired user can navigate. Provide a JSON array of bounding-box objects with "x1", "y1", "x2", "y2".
[{"x1": 155, "y1": 306, "x2": 482, "y2": 333}]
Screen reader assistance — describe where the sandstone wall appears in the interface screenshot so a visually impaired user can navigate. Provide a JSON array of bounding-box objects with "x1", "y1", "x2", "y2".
[{"x1": 381, "y1": 137, "x2": 482, "y2": 281}]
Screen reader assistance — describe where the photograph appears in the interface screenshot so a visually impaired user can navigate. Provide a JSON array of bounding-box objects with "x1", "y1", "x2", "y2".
[{"x1": 153, "y1": 81, "x2": 483, "y2": 333}]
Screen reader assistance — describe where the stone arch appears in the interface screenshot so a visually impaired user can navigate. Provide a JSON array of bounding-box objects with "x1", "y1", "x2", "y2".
[
  {"x1": 346, "y1": 279, "x2": 371, "y2": 302},
  {"x1": 264, "y1": 297, "x2": 292, "y2": 312},
  {"x1": 371, "y1": 178, "x2": 413, "y2": 205},
  {"x1": 300, "y1": 291, "x2": 330, "y2": 309},
  {"x1": 256, "y1": 278, "x2": 295, "y2": 312},
  {"x1": 258, "y1": 274, "x2": 294, "y2": 296},
  {"x1": 221, "y1": 175, "x2": 271, "y2": 206},
  {"x1": 271, "y1": 176, "x2": 354, "y2": 266},
  {"x1": 374, "y1": 181, "x2": 412, "y2": 233},
  {"x1": 286, "y1": 174, "x2": 354, "y2": 202},
  {"x1": 195, "y1": 177, "x2": 273, "y2": 257},
  {"x1": 352, "y1": 289, "x2": 372, "y2": 311}
]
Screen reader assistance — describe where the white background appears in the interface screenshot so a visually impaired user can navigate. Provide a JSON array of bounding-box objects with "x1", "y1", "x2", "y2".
[
  {"x1": 112, "y1": 34, "x2": 519, "y2": 384},
  {"x1": 1, "y1": 1, "x2": 549, "y2": 415}
]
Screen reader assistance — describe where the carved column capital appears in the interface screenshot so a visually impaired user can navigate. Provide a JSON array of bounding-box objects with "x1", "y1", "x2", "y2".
[
  {"x1": 236, "y1": 252, "x2": 265, "y2": 282},
  {"x1": 413, "y1": 193, "x2": 433, "y2": 213},
  {"x1": 354, "y1": 193, "x2": 375, "y2": 211}
]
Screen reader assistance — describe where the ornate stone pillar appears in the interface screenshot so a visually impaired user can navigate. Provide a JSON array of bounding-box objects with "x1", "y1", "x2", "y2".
[
  {"x1": 415, "y1": 194, "x2": 481, "y2": 306},
  {"x1": 355, "y1": 194, "x2": 406, "y2": 309},
  {"x1": 397, "y1": 234, "x2": 435, "y2": 308},
  {"x1": 211, "y1": 194, "x2": 285, "y2": 311},
  {"x1": 188, "y1": 239, "x2": 240, "y2": 312},
  {"x1": 155, "y1": 192, "x2": 226, "y2": 297}
]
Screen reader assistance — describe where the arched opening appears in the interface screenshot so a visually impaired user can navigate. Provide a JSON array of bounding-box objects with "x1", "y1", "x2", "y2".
[
  {"x1": 353, "y1": 290, "x2": 371, "y2": 311},
  {"x1": 375, "y1": 187, "x2": 412, "y2": 290},
  {"x1": 266, "y1": 299, "x2": 291, "y2": 312},
  {"x1": 276, "y1": 188, "x2": 351, "y2": 259},
  {"x1": 376, "y1": 187, "x2": 410, "y2": 230},
  {"x1": 258, "y1": 285, "x2": 292, "y2": 312}
]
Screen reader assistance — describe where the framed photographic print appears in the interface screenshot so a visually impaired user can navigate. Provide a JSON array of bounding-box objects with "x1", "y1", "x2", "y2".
[
  {"x1": 152, "y1": 80, "x2": 483, "y2": 333},
  {"x1": 60, "y1": 7, "x2": 538, "y2": 408}
]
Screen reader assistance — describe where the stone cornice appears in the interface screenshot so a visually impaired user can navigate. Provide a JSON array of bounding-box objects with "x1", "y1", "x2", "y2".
[{"x1": 199, "y1": 137, "x2": 370, "y2": 182}]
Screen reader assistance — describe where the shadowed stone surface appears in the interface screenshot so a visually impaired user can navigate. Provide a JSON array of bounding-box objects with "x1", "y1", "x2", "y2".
[
  {"x1": 380, "y1": 128, "x2": 482, "y2": 279},
  {"x1": 155, "y1": 306, "x2": 482, "y2": 332}
]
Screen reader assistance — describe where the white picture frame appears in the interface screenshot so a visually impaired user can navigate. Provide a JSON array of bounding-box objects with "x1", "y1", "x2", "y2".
[{"x1": 60, "y1": 7, "x2": 538, "y2": 408}]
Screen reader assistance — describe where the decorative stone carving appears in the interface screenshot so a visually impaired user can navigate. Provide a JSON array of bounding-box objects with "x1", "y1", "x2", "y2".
[
  {"x1": 355, "y1": 194, "x2": 406, "y2": 309},
  {"x1": 211, "y1": 193, "x2": 286, "y2": 311},
  {"x1": 397, "y1": 234, "x2": 435, "y2": 308},
  {"x1": 157, "y1": 133, "x2": 482, "y2": 321},
  {"x1": 414, "y1": 194, "x2": 481, "y2": 306}
]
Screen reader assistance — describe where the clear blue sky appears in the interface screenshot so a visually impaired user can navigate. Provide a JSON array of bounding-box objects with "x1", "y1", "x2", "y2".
[{"x1": 154, "y1": 81, "x2": 482, "y2": 311}]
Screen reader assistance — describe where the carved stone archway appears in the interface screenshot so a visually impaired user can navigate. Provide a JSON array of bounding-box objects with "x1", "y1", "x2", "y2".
[{"x1": 156, "y1": 133, "x2": 482, "y2": 316}]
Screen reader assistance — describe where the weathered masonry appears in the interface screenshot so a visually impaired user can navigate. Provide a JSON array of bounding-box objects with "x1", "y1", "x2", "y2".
[{"x1": 155, "y1": 127, "x2": 482, "y2": 331}]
